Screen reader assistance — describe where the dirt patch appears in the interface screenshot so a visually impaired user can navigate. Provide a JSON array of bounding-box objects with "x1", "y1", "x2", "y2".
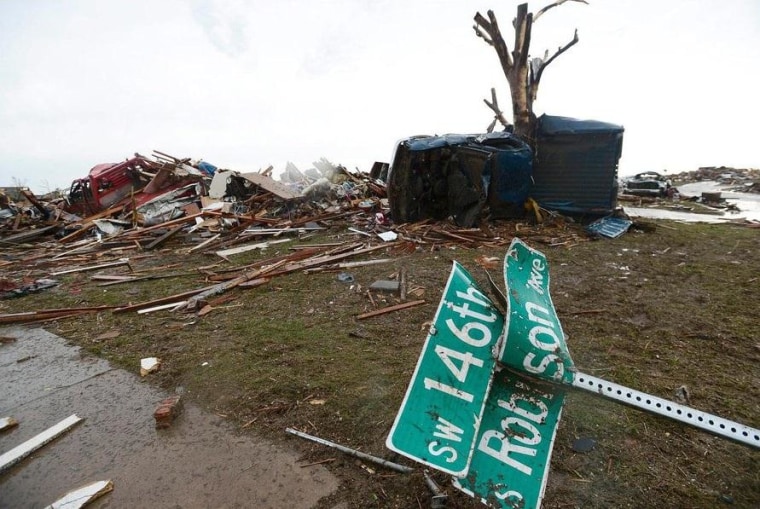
[{"x1": 1, "y1": 220, "x2": 758, "y2": 508}]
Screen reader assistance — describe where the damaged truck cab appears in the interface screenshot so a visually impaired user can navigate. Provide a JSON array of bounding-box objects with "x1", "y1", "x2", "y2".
[
  {"x1": 65, "y1": 156, "x2": 157, "y2": 216},
  {"x1": 387, "y1": 132, "x2": 533, "y2": 227},
  {"x1": 387, "y1": 116, "x2": 624, "y2": 226}
]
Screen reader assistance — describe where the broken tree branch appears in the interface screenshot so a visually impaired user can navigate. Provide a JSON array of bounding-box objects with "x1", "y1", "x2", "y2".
[
  {"x1": 513, "y1": 4, "x2": 532, "y2": 68},
  {"x1": 474, "y1": 10, "x2": 514, "y2": 71},
  {"x1": 531, "y1": 29, "x2": 580, "y2": 102},
  {"x1": 534, "y1": 0, "x2": 589, "y2": 22},
  {"x1": 483, "y1": 87, "x2": 511, "y2": 132}
]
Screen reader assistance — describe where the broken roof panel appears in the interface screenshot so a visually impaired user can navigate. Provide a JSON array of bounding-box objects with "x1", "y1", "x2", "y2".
[{"x1": 239, "y1": 172, "x2": 302, "y2": 200}]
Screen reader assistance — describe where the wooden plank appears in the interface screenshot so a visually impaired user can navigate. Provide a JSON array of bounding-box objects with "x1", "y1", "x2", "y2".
[
  {"x1": 0, "y1": 415, "x2": 83, "y2": 474},
  {"x1": 356, "y1": 300, "x2": 426, "y2": 320},
  {"x1": 45, "y1": 480, "x2": 113, "y2": 509},
  {"x1": 0, "y1": 306, "x2": 116, "y2": 325},
  {"x1": 90, "y1": 275, "x2": 135, "y2": 281},
  {"x1": 215, "y1": 238, "x2": 291, "y2": 258},
  {"x1": 269, "y1": 244, "x2": 391, "y2": 277},
  {"x1": 51, "y1": 259, "x2": 131, "y2": 276},
  {"x1": 121, "y1": 211, "x2": 204, "y2": 238},
  {"x1": 112, "y1": 285, "x2": 217, "y2": 314},
  {"x1": 144, "y1": 223, "x2": 185, "y2": 250},
  {"x1": 303, "y1": 258, "x2": 394, "y2": 274},
  {"x1": 137, "y1": 302, "x2": 186, "y2": 314},
  {"x1": 96, "y1": 273, "x2": 189, "y2": 287},
  {"x1": 188, "y1": 233, "x2": 221, "y2": 253},
  {"x1": 236, "y1": 277, "x2": 271, "y2": 289},
  {"x1": 180, "y1": 259, "x2": 289, "y2": 310}
]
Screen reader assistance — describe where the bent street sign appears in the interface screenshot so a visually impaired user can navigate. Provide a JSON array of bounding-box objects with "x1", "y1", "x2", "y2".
[
  {"x1": 453, "y1": 237, "x2": 567, "y2": 509},
  {"x1": 499, "y1": 237, "x2": 575, "y2": 384},
  {"x1": 386, "y1": 262, "x2": 504, "y2": 476},
  {"x1": 454, "y1": 368, "x2": 565, "y2": 509}
]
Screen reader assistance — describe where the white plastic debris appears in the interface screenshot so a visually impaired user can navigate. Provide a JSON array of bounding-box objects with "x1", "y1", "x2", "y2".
[
  {"x1": 377, "y1": 231, "x2": 398, "y2": 242},
  {"x1": 140, "y1": 357, "x2": 161, "y2": 376}
]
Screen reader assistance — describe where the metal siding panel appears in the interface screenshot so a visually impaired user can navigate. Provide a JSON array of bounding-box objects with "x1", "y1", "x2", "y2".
[{"x1": 532, "y1": 133, "x2": 622, "y2": 213}]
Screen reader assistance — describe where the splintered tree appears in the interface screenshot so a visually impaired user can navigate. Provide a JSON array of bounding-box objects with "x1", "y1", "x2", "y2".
[{"x1": 474, "y1": 0, "x2": 587, "y2": 144}]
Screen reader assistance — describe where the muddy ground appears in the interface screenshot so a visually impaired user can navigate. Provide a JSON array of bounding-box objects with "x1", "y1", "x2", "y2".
[{"x1": 1, "y1": 218, "x2": 758, "y2": 508}]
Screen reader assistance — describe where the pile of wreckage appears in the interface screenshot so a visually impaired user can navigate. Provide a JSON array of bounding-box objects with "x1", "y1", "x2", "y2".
[
  {"x1": 672, "y1": 166, "x2": 760, "y2": 188},
  {"x1": 0, "y1": 148, "x2": 598, "y2": 257},
  {"x1": 3, "y1": 140, "x2": 754, "y2": 321},
  {"x1": 0, "y1": 150, "x2": 390, "y2": 241},
  {"x1": 0, "y1": 148, "x2": 601, "y2": 319}
]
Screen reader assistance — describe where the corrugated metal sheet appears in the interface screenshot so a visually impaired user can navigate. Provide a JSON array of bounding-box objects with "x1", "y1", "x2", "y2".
[
  {"x1": 586, "y1": 216, "x2": 632, "y2": 238},
  {"x1": 532, "y1": 115, "x2": 624, "y2": 215}
]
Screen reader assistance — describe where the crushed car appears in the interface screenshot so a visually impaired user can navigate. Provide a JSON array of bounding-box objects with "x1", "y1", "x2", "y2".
[
  {"x1": 622, "y1": 171, "x2": 671, "y2": 197},
  {"x1": 63, "y1": 154, "x2": 211, "y2": 218},
  {"x1": 386, "y1": 132, "x2": 533, "y2": 227},
  {"x1": 64, "y1": 156, "x2": 159, "y2": 216}
]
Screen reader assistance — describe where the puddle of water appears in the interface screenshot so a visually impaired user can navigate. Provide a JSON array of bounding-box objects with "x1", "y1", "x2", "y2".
[
  {"x1": 0, "y1": 327, "x2": 338, "y2": 509},
  {"x1": 624, "y1": 207, "x2": 726, "y2": 223}
]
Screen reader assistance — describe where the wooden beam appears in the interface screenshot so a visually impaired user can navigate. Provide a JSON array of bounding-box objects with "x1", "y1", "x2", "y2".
[
  {"x1": 144, "y1": 223, "x2": 186, "y2": 250},
  {"x1": 50, "y1": 259, "x2": 132, "y2": 276},
  {"x1": 0, "y1": 415, "x2": 83, "y2": 474},
  {"x1": 112, "y1": 285, "x2": 217, "y2": 314},
  {"x1": 356, "y1": 300, "x2": 426, "y2": 320},
  {"x1": 0, "y1": 306, "x2": 117, "y2": 325}
]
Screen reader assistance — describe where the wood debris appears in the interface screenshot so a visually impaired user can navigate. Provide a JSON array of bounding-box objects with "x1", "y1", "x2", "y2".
[
  {"x1": 0, "y1": 416, "x2": 19, "y2": 432},
  {"x1": 0, "y1": 414, "x2": 83, "y2": 474},
  {"x1": 356, "y1": 300, "x2": 426, "y2": 320},
  {"x1": 0, "y1": 152, "x2": 596, "y2": 329},
  {"x1": 44, "y1": 480, "x2": 114, "y2": 509}
]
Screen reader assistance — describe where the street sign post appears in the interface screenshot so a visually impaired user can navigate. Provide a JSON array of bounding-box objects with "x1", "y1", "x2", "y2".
[{"x1": 386, "y1": 262, "x2": 504, "y2": 475}]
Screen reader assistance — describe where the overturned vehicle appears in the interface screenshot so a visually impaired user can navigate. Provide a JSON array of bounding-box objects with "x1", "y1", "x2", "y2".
[
  {"x1": 387, "y1": 115, "x2": 624, "y2": 226},
  {"x1": 622, "y1": 171, "x2": 670, "y2": 197},
  {"x1": 386, "y1": 132, "x2": 533, "y2": 227}
]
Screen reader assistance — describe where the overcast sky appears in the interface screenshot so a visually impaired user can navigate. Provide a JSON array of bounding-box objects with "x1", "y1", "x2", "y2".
[{"x1": 1, "y1": 0, "x2": 758, "y2": 193}]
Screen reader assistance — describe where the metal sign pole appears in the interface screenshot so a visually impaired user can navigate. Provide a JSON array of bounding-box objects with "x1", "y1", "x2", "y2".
[{"x1": 570, "y1": 371, "x2": 760, "y2": 449}]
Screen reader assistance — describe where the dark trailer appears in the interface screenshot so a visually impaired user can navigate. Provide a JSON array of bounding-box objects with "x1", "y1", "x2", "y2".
[
  {"x1": 531, "y1": 114, "x2": 624, "y2": 216},
  {"x1": 387, "y1": 132, "x2": 533, "y2": 227}
]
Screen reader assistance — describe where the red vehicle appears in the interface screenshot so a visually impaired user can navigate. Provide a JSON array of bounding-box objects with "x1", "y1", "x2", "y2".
[{"x1": 64, "y1": 156, "x2": 158, "y2": 216}]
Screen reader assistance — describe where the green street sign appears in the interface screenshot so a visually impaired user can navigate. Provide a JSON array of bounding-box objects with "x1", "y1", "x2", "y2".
[
  {"x1": 389, "y1": 237, "x2": 760, "y2": 508},
  {"x1": 386, "y1": 262, "x2": 504, "y2": 476},
  {"x1": 453, "y1": 238, "x2": 568, "y2": 508},
  {"x1": 499, "y1": 238, "x2": 575, "y2": 384},
  {"x1": 454, "y1": 368, "x2": 565, "y2": 508}
]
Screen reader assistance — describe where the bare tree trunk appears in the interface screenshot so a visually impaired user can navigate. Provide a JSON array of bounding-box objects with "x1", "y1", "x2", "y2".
[{"x1": 474, "y1": 1, "x2": 585, "y2": 145}]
